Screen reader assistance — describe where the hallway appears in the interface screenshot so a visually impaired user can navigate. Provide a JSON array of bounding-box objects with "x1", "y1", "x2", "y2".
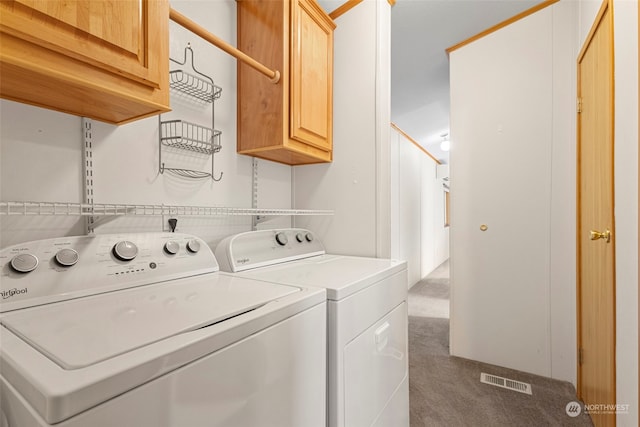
[{"x1": 408, "y1": 261, "x2": 593, "y2": 426}]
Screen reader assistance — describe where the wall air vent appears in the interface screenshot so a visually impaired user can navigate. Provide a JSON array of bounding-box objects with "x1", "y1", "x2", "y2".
[{"x1": 480, "y1": 373, "x2": 532, "y2": 395}]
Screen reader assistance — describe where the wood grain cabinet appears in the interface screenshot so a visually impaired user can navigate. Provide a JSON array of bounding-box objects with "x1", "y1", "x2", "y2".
[
  {"x1": 237, "y1": 0, "x2": 335, "y2": 165},
  {"x1": 0, "y1": 0, "x2": 170, "y2": 125}
]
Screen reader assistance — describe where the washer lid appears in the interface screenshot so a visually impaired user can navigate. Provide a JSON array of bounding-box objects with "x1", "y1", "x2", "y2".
[{"x1": 0, "y1": 275, "x2": 298, "y2": 369}]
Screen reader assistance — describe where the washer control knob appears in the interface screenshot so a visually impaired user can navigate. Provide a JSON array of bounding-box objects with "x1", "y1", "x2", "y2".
[
  {"x1": 296, "y1": 233, "x2": 305, "y2": 243},
  {"x1": 10, "y1": 253, "x2": 39, "y2": 273},
  {"x1": 55, "y1": 248, "x2": 79, "y2": 267},
  {"x1": 275, "y1": 232, "x2": 288, "y2": 246},
  {"x1": 113, "y1": 241, "x2": 138, "y2": 261},
  {"x1": 164, "y1": 240, "x2": 180, "y2": 255},
  {"x1": 305, "y1": 233, "x2": 314, "y2": 242},
  {"x1": 186, "y1": 239, "x2": 201, "y2": 253}
]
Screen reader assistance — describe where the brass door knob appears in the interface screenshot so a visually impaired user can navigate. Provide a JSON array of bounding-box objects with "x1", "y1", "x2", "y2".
[{"x1": 589, "y1": 229, "x2": 611, "y2": 243}]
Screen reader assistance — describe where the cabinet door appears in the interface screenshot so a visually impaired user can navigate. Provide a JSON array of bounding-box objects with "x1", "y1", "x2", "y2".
[
  {"x1": 0, "y1": 0, "x2": 163, "y2": 89},
  {"x1": 290, "y1": 0, "x2": 334, "y2": 151}
]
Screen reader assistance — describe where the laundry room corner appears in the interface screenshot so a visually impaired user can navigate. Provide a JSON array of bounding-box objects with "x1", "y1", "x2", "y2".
[{"x1": 0, "y1": 0, "x2": 296, "y2": 250}]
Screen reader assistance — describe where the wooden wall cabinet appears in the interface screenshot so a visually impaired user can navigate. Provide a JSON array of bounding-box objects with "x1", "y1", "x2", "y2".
[
  {"x1": 237, "y1": 0, "x2": 335, "y2": 165},
  {"x1": 0, "y1": 0, "x2": 170, "y2": 125}
]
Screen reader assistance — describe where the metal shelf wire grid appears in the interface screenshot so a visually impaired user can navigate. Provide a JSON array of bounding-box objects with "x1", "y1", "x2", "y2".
[
  {"x1": 0, "y1": 201, "x2": 334, "y2": 217},
  {"x1": 169, "y1": 70, "x2": 222, "y2": 103},
  {"x1": 160, "y1": 120, "x2": 222, "y2": 154}
]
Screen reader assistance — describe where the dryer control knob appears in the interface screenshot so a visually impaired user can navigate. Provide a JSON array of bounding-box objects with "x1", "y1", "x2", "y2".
[
  {"x1": 55, "y1": 248, "x2": 79, "y2": 267},
  {"x1": 186, "y1": 239, "x2": 201, "y2": 253},
  {"x1": 296, "y1": 233, "x2": 305, "y2": 243},
  {"x1": 164, "y1": 240, "x2": 180, "y2": 255},
  {"x1": 305, "y1": 232, "x2": 314, "y2": 242},
  {"x1": 275, "y1": 232, "x2": 288, "y2": 246},
  {"x1": 113, "y1": 241, "x2": 138, "y2": 261},
  {"x1": 10, "y1": 253, "x2": 39, "y2": 273}
]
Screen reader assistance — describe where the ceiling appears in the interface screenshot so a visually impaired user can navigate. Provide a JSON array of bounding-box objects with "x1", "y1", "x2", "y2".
[{"x1": 318, "y1": 0, "x2": 540, "y2": 163}]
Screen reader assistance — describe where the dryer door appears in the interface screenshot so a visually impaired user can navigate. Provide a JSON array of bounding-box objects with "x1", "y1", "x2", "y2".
[{"x1": 343, "y1": 301, "x2": 408, "y2": 427}]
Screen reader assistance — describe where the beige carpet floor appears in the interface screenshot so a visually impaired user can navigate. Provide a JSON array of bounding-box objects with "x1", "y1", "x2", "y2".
[{"x1": 408, "y1": 260, "x2": 593, "y2": 427}]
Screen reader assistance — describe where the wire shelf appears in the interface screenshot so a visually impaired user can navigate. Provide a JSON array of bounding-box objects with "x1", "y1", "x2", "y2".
[
  {"x1": 169, "y1": 70, "x2": 222, "y2": 103},
  {"x1": 0, "y1": 201, "x2": 334, "y2": 218},
  {"x1": 160, "y1": 120, "x2": 222, "y2": 154}
]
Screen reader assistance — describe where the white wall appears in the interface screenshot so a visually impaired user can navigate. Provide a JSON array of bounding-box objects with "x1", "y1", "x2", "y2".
[
  {"x1": 610, "y1": 1, "x2": 638, "y2": 424},
  {"x1": 293, "y1": 0, "x2": 391, "y2": 258},
  {"x1": 0, "y1": 1, "x2": 292, "y2": 250},
  {"x1": 449, "y1": 2, "x2": 577, "y2": 379},
  {"x1": 390, "y1": 128, "x2": 449, "y2": 287},
  {"x1": 421, "y1": 163, "x2": 449, "y2": 277},
  {"x1": 549, "y1": 0, "x2": 579, "y2": 385},
  {"x1": 392, "y1": 130, "x2": 422, "y2": 285}
]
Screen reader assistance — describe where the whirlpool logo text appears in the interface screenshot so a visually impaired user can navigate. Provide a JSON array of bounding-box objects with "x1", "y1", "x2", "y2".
[{"x1": 1, "y1": 287, "x2": 27, "y2": 299}]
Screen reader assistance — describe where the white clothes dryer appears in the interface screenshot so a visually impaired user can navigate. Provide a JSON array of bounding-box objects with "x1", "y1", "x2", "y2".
[
  {"x1": 0, "y1": 232, "x2": 326, "y2": 427},
  {"x1": 215, "y1": 228, "x2": 409, "y2": 427}
]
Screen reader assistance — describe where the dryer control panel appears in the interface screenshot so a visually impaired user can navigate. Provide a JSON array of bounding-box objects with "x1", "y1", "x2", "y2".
[
  {"x1": 215, "y1": 229, "x2": 325, "y2": 272},
  {"x1": 0, "y1": 233, "x2": 218, "y2": 313}
]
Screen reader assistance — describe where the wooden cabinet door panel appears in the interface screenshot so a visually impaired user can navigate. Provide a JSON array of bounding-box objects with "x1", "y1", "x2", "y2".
[
  {"x1": 290, "y1": 0, "x2": 334, "y2": 151},
  {"x1": 237, "y1": 0, "x2": 333, "y2": 164},
  {"x1": 0, "y1": 0, "x2": 161, "y2": 88}
]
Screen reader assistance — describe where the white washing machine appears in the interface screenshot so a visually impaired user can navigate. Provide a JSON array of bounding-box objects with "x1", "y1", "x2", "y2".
[
  {"x1": 215, "y1": 228, "x2": 409, "y2": 427},
  {"x1": 0, "y1": 232, "x2": 327, "y2": 427}
]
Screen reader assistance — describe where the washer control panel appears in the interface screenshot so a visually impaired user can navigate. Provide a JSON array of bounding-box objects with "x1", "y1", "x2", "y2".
[
  {"x1": 0, "y1": 233, "x2": 218, "y2": 313},
  {"x1": 215, "y1": 228, "x2": 325, "y2": 272}
]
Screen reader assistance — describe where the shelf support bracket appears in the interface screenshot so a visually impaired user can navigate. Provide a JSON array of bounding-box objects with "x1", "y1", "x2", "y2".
[
  {"x1": 82, "y1": 118, "x2": 96, "y2": 234},
  {"x1": 252, "y1": 157, "x2": 260, "y2": 230}
]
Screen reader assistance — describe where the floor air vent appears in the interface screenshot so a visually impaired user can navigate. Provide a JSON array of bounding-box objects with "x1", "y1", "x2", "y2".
[{"x1": 480, "y1": 373, "x2": 532, "y2": 395}]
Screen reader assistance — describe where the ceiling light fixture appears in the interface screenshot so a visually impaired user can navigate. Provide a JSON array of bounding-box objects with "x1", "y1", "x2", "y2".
[{"x1": 440, "y1": 133, "x2": 450, "y2": 152}]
